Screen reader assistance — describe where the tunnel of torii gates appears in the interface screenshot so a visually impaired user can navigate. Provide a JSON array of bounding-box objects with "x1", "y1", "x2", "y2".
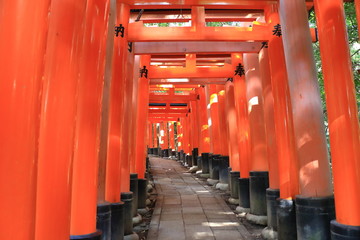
[{"x1": 1, "y1": 0, "x2": 360, "y2": 240}]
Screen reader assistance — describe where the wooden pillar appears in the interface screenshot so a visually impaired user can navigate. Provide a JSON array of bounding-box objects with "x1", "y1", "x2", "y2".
[
  {"x1": 315, "y1": 0, "x2": 360, "y2": 227},
  {"x1": 97, "y1": 0, "x2": 116, "y2": 203},
  {"x1": 259, "y1": 48, "x2": 279, "y2": 190},
  {"x1": 130, "y1": 55, "x2": 140, "y2": 174},
  {"x1": 0, "y1": 0, "x2": 50, "y2": 238},
  {"x1": 70, "y1": 0, "x2": 109, "y2": 236},
  {"x1": 190, "y1": 101, "x2": 200, "y2": 154},
  {"x1": 197, "y1": 87, "x2": 211, "y2": 154},
  {"x1": 279, "y1": 0, "x2": 333, "y2": 198},
  {"x1": 177, "y1": 120, "x2": 184, "y2": 152},
  {"x1": 119, "y1": 28, "x2": 135, "y2": 192},
  {"x1": 169, "y1": 122, "x2": 175, "y2": 150},
  {"x1": 209, "y1": 85, "x2": 222, "y2": 155},
  {"x1": 159, "y1": 122, "x2": 166, "y2": 150},
  {"x1": 217, "y1": 85, "x2": 229, "y2": 156},
  {"x1": 105, "y1": 2, "x2": 129, "y2": 202},
  {"x1": 154, "y1": 123, "x2": 159, "y2": 148},
  {"x1": 225, "y1": 81, "x2": 240, "y2": 171},
  {"x1": 35, "y1": 0, "x2": 87, "y2": 239},
  {"x1": 267, "y1": 7, "x2": 299, "y2": 200},
  {"x1": 244, "y1": 53, "x2": 268, "y2": 172},
  {"x1": 233, "y1": 56, "x2": 251, "y2": 178},
  {"x1": 134, "y1": 55, "x2": 151, "y2": 179}
]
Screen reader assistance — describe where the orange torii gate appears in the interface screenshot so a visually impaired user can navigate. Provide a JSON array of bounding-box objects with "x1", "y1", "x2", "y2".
[{"x1": 1, "y1": 1, "x2": 360, "y2": 240}]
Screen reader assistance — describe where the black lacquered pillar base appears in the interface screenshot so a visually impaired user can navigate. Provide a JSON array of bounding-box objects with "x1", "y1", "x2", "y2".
[
  {"x1": 331, "y1": 220, "x2": 360, "y2": 240},
  {"x1": 295, "y1": 195, "x2": 335, "y2": 240},
  {"x1": 130, "y1": 174, "x2": 138, "y2": 217},
  {"x1": 277, "y1": 198, "x2": 297, "y2": 240},
  {"x1": 249, "y1": 171, "x2": 269, "y2": 216},
  {"x1": 70, "y1": 231, "x2": 102, "y2": 240},
  {"x1": 111, "y1": 202, "x2": 124, "y2": 240},
  {"x1": 201, "y1": 153, "x2": 210, "y2": 174},
  {"x1": 96, "y1": 203, "x2": 111, "y2": 240},
  {"x1": 121, "y1": 192, "x2": 134, "y2": 236}
]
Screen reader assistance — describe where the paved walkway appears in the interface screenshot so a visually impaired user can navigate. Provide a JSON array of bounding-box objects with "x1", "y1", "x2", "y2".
[{"x1": 147, "y1": 156, "x2": 260, "y2": 240}]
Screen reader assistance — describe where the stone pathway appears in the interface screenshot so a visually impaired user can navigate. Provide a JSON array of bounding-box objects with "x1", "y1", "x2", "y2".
[{"x1": 147, "y1": 156, "x2": 262, "y2": 240}]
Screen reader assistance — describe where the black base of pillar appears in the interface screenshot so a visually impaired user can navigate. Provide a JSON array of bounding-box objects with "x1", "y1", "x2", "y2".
[
  {"x1": 295, "y1": 195, "x2": 335, "y2": 239},
  {"x1": 238, "y1": 178, "x2": 250, "y2": 208},
  {"x1": 192, "y1": 148, "x2": 198, "y2": 166},
  {"x1": 172, "y1": 150, "x2": 176, "y2": 157},
  {"x1": 121, "y1": 192, "x2": 134, "y2": 236},
  {"x1": 266, "y1": 188, "x2": 280, "y2": 231},
  {"x1": 331, "y1": 220, "x2": 360, "y2": 240},
  {"x1": 70, "y1": 231, "x2": 102, "y2": 240},
  {"x1": 111, "y1": 202, "x2": 125, "y2": 240},
  {"x1": 219, "y1": 156, "x2": 229, "y2": 184},
  {"x1": 97, "y1": 203, "x2": 111, "y2": 240},
  {"x1": 249, "y1": 171, "x2": 269, "y2": 216},
  {"x1": 201, "y1": 153, "x2": 210, "y2": 174},
  {"x1": 277, "y1": 198, "x2": 297, "y2": 240},
  {"x1": 209, "y1": 154, "x2": 220, "y2": 180},
  {"x1": 138, "y1": 179, "x2": 147, "y2": 209},
  {"x1": 187, "y1": 155, "x2": 193, "y2": 167},
  {"x1": 197, "y1": 156, "x2": 202, "y2": 170},
  {"x1": 130, "y1": 174, "x2": 138, "y2": 217},
  {"x1": 230, "y1": 171, "x2": 240, "y2": 199}
]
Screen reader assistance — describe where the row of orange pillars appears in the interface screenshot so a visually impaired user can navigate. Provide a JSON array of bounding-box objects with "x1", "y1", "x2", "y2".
[{"x1": 0, "y1": 1, "x2": 360, "y2": 240}]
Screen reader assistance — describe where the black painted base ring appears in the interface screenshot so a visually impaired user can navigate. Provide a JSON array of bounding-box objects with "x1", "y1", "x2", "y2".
[
  {"x1": 70, "y1": 231, "x2": 102, "y2": 240},
  {"x1": 331, "y1": 220, "x2": 360, "y2": 240}
]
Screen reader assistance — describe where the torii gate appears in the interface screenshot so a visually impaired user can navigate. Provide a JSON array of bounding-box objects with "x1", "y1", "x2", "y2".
[{"x1": 1, "y1": 1, "x2": 359, "y2": 240}]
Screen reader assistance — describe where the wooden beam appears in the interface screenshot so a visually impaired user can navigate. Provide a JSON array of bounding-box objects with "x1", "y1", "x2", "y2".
[
  {"x1": 128, "y1": 21, "x2": 271, "y2": 42},
  {"x1": 134, "y1": 41, "x2": 262, "y2": 54},
  {"x1": 149, "y1": 109, "x2": 189, "y2": 114},
  {"x1": 149, "y1": 94, "x2": 197, "y2": 102},
  {"x1": 150, "y1": 78, "x2": 227, "y2": 85}
]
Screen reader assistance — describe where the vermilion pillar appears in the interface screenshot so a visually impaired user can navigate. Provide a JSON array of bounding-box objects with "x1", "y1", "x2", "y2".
[
  {"x1": 159, "y1": 122, "x2": 166, "y2": 150},
  {"x1": 279, "y1": 1, "x2": 334, "y2": 238},
  {"x1": 183, "y1": 116, "x2": 191, "y2": 154},
  {"x1": 233, "y1": 56, "x2": 251, "y2": 179},
  {"x1": 177, "y1": 121, "x2": 183, "y2": 152},
  {"x1": 209, "y1": 85, "x2": 222, "y2": 155},
  {"x1": 148, "y1": 123, "x2": 153, "y2": 148},
  {"x1": 217, "y1": 85, "x2": 229, "y2": 156},
  {"x1": 190, "y1": 101, "x2": 200, "y2": 154},
  {"x1": 135, "y1": 55, "x2": 151, "y2": 179},
  {"x1": 120, "y1": 42, "x2": 135, "y2": 192},
  {"x1": 197, "y1": 87, "x2": 211, "y2": 154},
  {"x1": 0, "y1": 1, "x2": 50, "y2": 239},
  {"x1": 130, "y1": 55, "x2": 140, "y2": 174},
  {"x1": 225, "y1": 81, "x2": 240, "y2": 171},
  {"x1": 244, "y1": 53, "x2": 268, "y2": 172},
  {"x1": 35, "y1": 0, "x2": 87, "y2": 239},
  {"x1": 154, "y1": 123, "x2": 159, "y2": 149},
  {"x1": 169, "y1": 122, "x2": 175, "y2": 150},
  {"x1": 70, "y1": 0, "x2": 109, "y2": 236},
  {"x1": 315, "y1": 0, "x2": 360, "y2": 228},
  {"x1": 259, "y1": 48, "x2": 279, "y2": 190},
  {"x1": 279, "y1": 0, "x2": 332, "y2": 198},
  {"x1": 267, "y1": 7, "x2": 299, "y2": 200},
  {"x1": 105, "y1": 3, "x2": 129, "y2": 202}
]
